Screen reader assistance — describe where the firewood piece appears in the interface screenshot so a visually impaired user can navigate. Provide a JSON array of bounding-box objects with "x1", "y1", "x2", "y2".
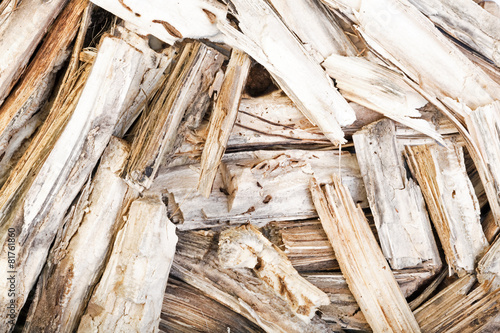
[
  {"x1": 404, "y1": 141, "x2": 488, "y2": 275},
  {"x1": 198, "y1": 49, "x2": 251, "y2": 197},
  {"x1": 408, "y1": 268, "x2": 448, "y2": 311},
  {"x1": 0, "y1": 0, "x2": 68, "y2": 106},
  {"x1": 414, "y1": 275, "x2": 500, "y2": 332},
  {"x1": 150, "y1": 150, "x2": 367, "y2": 230},
  {"x1": 408, "y1": 0, "x2": 500, "y2": 67},
  {"x1": 0, "y1": 0, "x2": 89, "y2": 162},
  {"x1": 478, "y1": 236, "x2": 500, "y2": 289},
  {"x1": 218, "y1": 0, "x2": 356, "y2": 145},
  {"x1": 160, "y1": 278, "x2": 264, "y2": 333},
  {"x1": 310, "y1": 175, "x2": 421, "y2": 332},
  {"x1": 124, "y1": 41, "x2": 224, "y2": 191},
  {"x1": 77, "y1": 197, "x2": 178, "y2": 332},
  {"x1": 322, "y1": 54, "x2": 442, "y2": 143},
  {"x1": 22, "y1": 137, "x2": 130, "y2": 333},
  {"x1": 0, "y1": 36, "x2": 159, "y2": 329},
  {"x1": 172, "y1": 231, "x2": 338, "y2": 333},
  {"x1": 353, "y1": 119, "x2": 441, "y2": 270},
  {"x1": 219, "y1": 224, "x2": 330, "y2": 322}
]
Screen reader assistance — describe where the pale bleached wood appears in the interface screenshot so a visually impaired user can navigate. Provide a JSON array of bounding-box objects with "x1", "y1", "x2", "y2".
[
  {"x1": 0, "y1": 36, "x2": 161, "y2": 329},
  {"x1": 404, "y1": 141, "x2": 488, "y2": 276},
  {"x1": 77, "y1": 196, "x2": 178, "y2": 332},
  {"x1": 478, "y1": 235, "x2": 500, "y2": 289},
  {"x1": 353, "y1": 119, "x2": 441, "y2": 270},
  {"x1": 217, "y1": 0, "x2": 356, "y2": 145},
  {"x1": 218, "y1": 224, "x2": 330, "y2": 322},
  {"x1": 22, "y1": 137, "x2": 129, "y2": 332},
  {"x1": 124, "y1": 41, "x2": 224, "y2": 191},
  {"x1": 198, "y1": 49, "x2": 251, "y2": 197},
  {"x1": 407, "y1": 0, "x2": 500, "y2": 67},
  {"x1": 0, "y1": 0, "x2": 89, "y2": 160},
  {"x1": 172, "y1": 230, "x2": 339, "y2": 333},
  {"x1": 0, "y1": 0, "x2": 69, "y2": 106},
  {"x1": 310, "y1": 175, "x2": 421, "y2": 332},
  {"x1": 414, "y1": 275, "x2": 500, "y2": 333},
  {"x1": 150, "y1": 150, "x2": 367, "y2": 230}
]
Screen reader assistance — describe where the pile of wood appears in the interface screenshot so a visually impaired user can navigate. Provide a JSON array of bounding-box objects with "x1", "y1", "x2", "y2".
[{"x1": 1, "y1": 0, "x2": 500, "y2": 331}]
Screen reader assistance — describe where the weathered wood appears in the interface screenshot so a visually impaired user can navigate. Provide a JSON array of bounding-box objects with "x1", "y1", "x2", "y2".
[
  {"x1": 150, "y1": 149, "x2": 367, "y2": 230},
  {"x1": 219, "y1": 224, "x2": 330, "y2": 322},
  {"x1": 161, "y1": 278, "x2": 264, "y2": 333},
  {"x1": 0, "y1": 35, "x2": 160, "y2": 329},
  {"x1": 77, "y1": 197, "x2": 178, "y2": 332},
  {"x1": 124, "y1": 41, "x2": 224, "y2": 191},
  {"x1": 0, "y1": 0, "x2": 69, "y2": 106},
  {"x1": 353, "y1": 119, "x2": 441, "y2": 270},
  {"x1": 198, "y1": 49, "x2": 251, "y2": 197},
  {"x1": 172, "y1": 230, "x2": 339, "y2": 333},
  {"x1": 22, "y1": 137, "x2": 130, "y2": 332},
  {"x1": 405, "y1": 141, "x2": 488, "y2": 276},
  {"x1": 310, "y1": 175, "x2": 421, "y2": 332}
]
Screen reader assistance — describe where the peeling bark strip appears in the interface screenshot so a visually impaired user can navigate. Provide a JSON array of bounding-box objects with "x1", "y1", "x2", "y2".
[
  {"x1": 0, "y1": 0, "x2": 88, "y2": 164},
  {"x1": 353, "y1": 119, "x2": 441, "y2": 270},
  {"x1": 198, "y1": 49, "x2": 251, "y2": 197},
  {"x1": 22, "y1": 138, "x2": 129, "y2": 333},
  {"x1": 218, "y1": 224, "x2": 330, "y2": 322},
  {"x1": 219, "y1": 0, "x2": 356, "y2": 145},
  {"x1": 0, "y1": 36, "x2": 158, "y2": 329},
  {"x1": 124, "y1": 41, "x2": 223, "y2": 191},
  {"x1": 0, "y1": 0, "x2": 68, "y2": 106},
  {"x1": 77, "y1": 197, "x2": 178, "y2": 332},
  {"x1": 404, "y1": 141, "x2": 488, "y2": 276},
  {"x1": 172, "y1": 231, "x2": 338, "y2": 333},
  {"x1": 310, "y1": 176, "x2": 421, "y2": 332}
]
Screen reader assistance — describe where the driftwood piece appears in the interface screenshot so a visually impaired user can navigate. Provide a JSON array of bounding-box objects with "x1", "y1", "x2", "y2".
[
  {"x1": 198, "y1": 49, "x2": 251, "y2": 197},
  {"x1": 124, "y1": 41, "x2": 224, "y2": 191},
  {"x1": 353, "y1": 119, "x2": 441, "y2": 270},
  {"x1": 160, "y1": 278, "x2": 263, "y2": 333},
  {"x1": 218, "y1": 224, "x2": 330, "y2": 322},
  {"x1": 408, "y1": 0, "x2": 500, "y2": 67},
  {"x1": 0, "y1": 0, "x2": 88, "y2": 160},
  {"x1": 172, "y1": 230, "x2": 339, "y2": 333},
  {"x1": 405, "y1": 141, "x2": 488, "y2": 276},
  {"x1": 22, "y1": 137, "x2": 130, "y2": 332},
  {"x1": 218, "y1": 0, "x2": 355, "y2": 145},
  {"x1": 150, "y1": 149, "x2": 367, "y2": 230},
  {"x1": 0, "y1": 35, "x2": 159, "y2": 329},
  {"x1": 310, "y1": 175, "x2": 421, "y2": 332},
  {"x1": 77, "y1": 197, "x2": 178, "y2": 332},
  {"x1": 0, "y1": 0, "x2": 68, "y2": 106}
]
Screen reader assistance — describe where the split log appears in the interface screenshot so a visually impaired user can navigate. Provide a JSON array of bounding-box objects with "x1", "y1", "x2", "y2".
[
  {"x1": 161, "y1": 278, "x2": 263, "y2": 333},
  {"x1": 77, "y1": 196, "x2": 178, "y2": 332},
  {"x1": 0, "y1": 0, "x2": 69, "y2": 105},
  {"x1": 124, "y1": 41, "x2": 224, "y2": 191},
  {"x1": 0, "y1": 35, "x2": 162, "y2": 329},
  {"x1": 218, "y1": 224, "x2": 330, "y2": 322},
  {"x1": 150, "y1": 149, "x2": 367, "y2": 230},
  {"x1": 198, "y1": 49, "x2": 251, "y2": 197},
  {"x1": 404, "y1": 140, "x2": 488, "y2": 276},
  {"x1": 310, "y1": 175, "x2": 421, "y2": 332},
  {"x1": 22, "y1": 137, "x2": 130, "y2": 332},
  {"x1": 353, "y1": 119, "x2": 441, "y2": 270},
  {"x1": 171, "y1": 230, "x2": 340, "y2": 333}
]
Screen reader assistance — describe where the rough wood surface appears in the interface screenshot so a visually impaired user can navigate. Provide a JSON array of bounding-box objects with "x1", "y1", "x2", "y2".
[
  {"x1": 77, "y1": 197, "x2": 178, "y2": 332},
  {"x1": 405, "y1": 141, "x2": 488, "y2": 276},
  {"x1": 218, "y1": 224, "x2": 330, "y2": 322},
  {"x1": 22, "y1": 137, "x2": 130, "y2": 332},
  {"x1": 198, "y1": 49, "x2": 251, "y2": 197},
  {"x1": 310, "y1": 175, "x2": 421, "y2": 332},
  {"x1": 353, "y1": 119, "x2": 441, "y2": 270}
]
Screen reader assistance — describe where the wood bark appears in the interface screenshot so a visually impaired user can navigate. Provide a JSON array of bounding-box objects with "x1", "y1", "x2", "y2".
[
  {"x1": 310, "y1": 175, "x2": 421, "y2": 332},
  {"x1": 353, "y1": 119, "x2": 441, "y2": 270},
  {"x1": 77, "y1": 197, "x2": 178, "y2": 332}
]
